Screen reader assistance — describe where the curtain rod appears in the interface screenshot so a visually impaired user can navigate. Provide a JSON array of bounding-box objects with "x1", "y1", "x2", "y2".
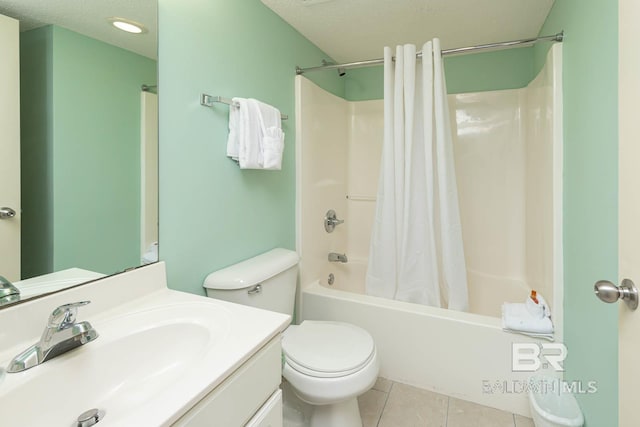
[{"x1": 295, "y1": 31, "x2": 564, "y2": 75}]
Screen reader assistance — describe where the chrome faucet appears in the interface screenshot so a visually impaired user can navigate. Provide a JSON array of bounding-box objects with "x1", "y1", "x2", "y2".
[
  {"x1": 328, "y1": 252, "x2": 348, "y2": 263},
  {"x1": 324, "y1": 210, "x2": 345, "y2": 233},
  {"x1": 0, "y1": 275, "x2": 20, "y2": 306},
  {"x1": 7, "y1": 301, "x2": 98, "y2": 373}
]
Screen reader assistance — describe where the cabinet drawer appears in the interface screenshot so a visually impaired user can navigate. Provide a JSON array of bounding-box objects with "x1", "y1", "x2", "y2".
[
  {"x1": 245, "y1": 389, "x2": 282, "y2": 427},
  {"x1": 173, "y1": 337, "x2": 282, "y2": 427}
]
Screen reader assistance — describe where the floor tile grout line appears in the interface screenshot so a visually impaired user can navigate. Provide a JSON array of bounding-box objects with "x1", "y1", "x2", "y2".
[
  {"x1": 364, "y1": 378, "x2": 531, "y2": 427},
  {"x1": 376, "y1": 380, "x2": 394, "y2": 427},
  {"x1": 444, "y1": 396, "x2": 450, "y2": 427}
]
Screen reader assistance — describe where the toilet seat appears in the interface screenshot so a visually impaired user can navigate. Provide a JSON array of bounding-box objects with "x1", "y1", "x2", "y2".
[
  {"x1": 282, "y1": 320, "x2": 380, "y2": 407},
  {"x1": 282, "y1": 321, "x2": 376, "y2": 378}
]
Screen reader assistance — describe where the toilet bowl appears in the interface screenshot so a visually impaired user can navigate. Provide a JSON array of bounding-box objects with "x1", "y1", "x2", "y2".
[
  {"x1": 528, "y1": 376, "x2": 584, "y2": 427},
  {"x1": 203, "y1": 248, "x2": 379, "y2": 427},
  {"x1": 283, "y1": 321, "x2": 379, "y2": 426}
]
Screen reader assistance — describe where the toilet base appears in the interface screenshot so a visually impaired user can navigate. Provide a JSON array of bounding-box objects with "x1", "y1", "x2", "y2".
[
  {"x1": 282, "y1": 381, "x2": 363, "y2": 427},
  {"x1": 310, "y1": 399, "x2": 362, "y2": 427}
]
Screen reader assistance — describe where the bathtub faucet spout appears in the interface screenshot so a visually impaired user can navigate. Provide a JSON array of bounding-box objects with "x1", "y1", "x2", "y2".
[{"x1": 328, "y1": 252, "x2": 348, "y2": 263}]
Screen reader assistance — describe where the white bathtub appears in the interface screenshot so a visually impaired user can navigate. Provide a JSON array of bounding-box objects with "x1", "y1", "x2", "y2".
[
  {"x1": 321, "y1": 258, "x2": 533, "y2": 318},
  {"x1": 300, "y1": 281, "x2": 557, "y2": 417}
]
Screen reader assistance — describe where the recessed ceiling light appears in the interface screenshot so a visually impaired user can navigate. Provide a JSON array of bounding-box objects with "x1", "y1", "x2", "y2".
[{"x1": 108, "y1": 17, "x2": 147, "y2": 34}]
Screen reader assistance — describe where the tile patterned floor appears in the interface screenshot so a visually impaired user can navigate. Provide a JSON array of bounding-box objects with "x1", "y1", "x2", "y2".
[{"x1": 358, "y1": 378, "x2": 535, "y2": 427}]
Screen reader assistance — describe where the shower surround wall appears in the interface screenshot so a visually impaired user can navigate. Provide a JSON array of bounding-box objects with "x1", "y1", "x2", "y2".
[
  {"x1": 298, "y1": 45, "x2": 562, "y2": 323},
  {"x1": 295, "y1": 46, "x2": 562, "y2": 415}
]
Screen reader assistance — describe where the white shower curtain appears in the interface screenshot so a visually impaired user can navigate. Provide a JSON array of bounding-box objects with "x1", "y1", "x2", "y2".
[{"x1": 365, "y1": 40, "x2": 469, "y2": 311}]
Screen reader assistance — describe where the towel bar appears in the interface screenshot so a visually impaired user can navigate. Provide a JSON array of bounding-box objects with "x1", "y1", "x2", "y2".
[{"x1": 200, "y1": 94, "x2": 288, "y2": 120}]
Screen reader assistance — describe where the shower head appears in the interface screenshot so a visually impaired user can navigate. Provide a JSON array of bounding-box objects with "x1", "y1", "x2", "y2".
[{"x1": 322, "y1": 59, "x2": 347, "y2": 77}]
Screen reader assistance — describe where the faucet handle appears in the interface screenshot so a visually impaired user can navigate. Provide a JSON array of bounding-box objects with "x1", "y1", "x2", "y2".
[
  {"x1": 48, "y1": 301, "x2": 91, "y2": 330},
  {"x1": 324, "y1": 209, "x2": 345, "y2": 233},
  {"x1": 0, "y1": 275, "x2": 20, "y2": 298}
]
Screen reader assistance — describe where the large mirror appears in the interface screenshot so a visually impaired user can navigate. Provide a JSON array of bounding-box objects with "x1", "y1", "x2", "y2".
[{"x1": 0, "y1": 0, "x2": 158, "y2": 308}]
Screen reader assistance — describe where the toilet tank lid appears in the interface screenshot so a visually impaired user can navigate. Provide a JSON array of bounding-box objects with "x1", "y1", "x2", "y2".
[{"x1": 203, "y1": 248, "x2": 299, "y2": 290}]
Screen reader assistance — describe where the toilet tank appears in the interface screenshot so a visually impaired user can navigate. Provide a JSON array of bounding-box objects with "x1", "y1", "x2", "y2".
[{"x1": 203, "y1": 248, "x2": 299, "y2": 316}]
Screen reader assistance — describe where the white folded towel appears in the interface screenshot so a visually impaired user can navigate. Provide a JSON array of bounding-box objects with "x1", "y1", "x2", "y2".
[
  {"x1": 226, "y1": 99, "x2": 241, "y2": 161},
  {"x1": 239, "y1": 99, "x2": 263, "y2": 169},
  {"x1": 502, "y1": 298, "x2": 554, "y2": 341},
  {"x1": 253, "y1": 99, "x2": 285, "y2": 170},
  {"x1": 226, "y1": 97, "x2": 285, "y2": 170}
]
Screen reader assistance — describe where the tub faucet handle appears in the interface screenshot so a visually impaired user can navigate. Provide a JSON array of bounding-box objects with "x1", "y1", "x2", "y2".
[{"x1": 324, "y1": 209, "x2": 344, "y2": 233}]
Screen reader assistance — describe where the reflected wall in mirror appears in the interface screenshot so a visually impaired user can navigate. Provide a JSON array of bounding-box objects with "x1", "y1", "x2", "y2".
[{"x1": 0, "y1": 0, "x2": 158, "y2": 308}]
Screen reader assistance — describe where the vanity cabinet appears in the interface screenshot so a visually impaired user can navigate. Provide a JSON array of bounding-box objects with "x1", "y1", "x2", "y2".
[
  {"x1": 0, "y1": 264, "x2": 290, "y2": 426},
  {"x1": 173, "y1": 336, "x2": 283, "y2": 427}
]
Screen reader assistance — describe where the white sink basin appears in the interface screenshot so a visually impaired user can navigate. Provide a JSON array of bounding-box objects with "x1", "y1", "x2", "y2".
[{"x1": 0, "y1": 301, "x2": 232, "y2": 426}]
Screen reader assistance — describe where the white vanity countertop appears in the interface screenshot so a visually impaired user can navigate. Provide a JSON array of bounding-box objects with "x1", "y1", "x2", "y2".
[
  {"x1": 14, "y1": 267, "x2": 106, "y2": 298},
  {"x1": 0, "y1": 262, "x2": 291, "y2": 426}
]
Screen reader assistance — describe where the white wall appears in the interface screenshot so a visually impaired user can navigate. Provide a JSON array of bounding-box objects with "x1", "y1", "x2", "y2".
[
  {"x1": 619, "y1": 1, "x2": 640, "y2": 423},
  {"x1": 295, "y1": 76, "x2": 349, "y2": 292},
  {"x1": 0, "y1": 13, "x2": 21, "y2": 281},
  {"x1": 524, "y1": 51, "x2": 559, "y2": 324},
  {"x1": 451, "y1": 89, "x2": 530, "y2": 316}
]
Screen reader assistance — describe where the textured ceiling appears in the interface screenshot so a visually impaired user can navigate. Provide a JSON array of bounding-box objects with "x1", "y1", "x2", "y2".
[
  {"x1": 0, "y1": 0, "x2": 157, "y2": 59},
  {"x1": 261, "y1": 0, "x2": 555, "y2": 63}
]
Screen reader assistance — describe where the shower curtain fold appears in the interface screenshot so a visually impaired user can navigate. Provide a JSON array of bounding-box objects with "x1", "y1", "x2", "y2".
[{"x1": 366, "y1": 39, "x2": 469, "y2": 311}]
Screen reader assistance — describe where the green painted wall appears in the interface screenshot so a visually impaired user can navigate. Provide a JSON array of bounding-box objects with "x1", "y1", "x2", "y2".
[
  {"x1": 20, "y1": 26, "x2": 157, "y2": 278},
  {"x1": 445, "y1": 47, "x2": 535, "y2": 94},
  {"x1": 344, "y1": 47, "x2": 535, "y2": 101},
  {"x1": 20, "y1": 26, "x2": 54, "y2": 279},
  {"x1": 158, "y1": 0, "x2": 344, "y2": 295},
  {"x1": 343, "y1": 67, "x2": 383, "y2": 101},
  {"x1": 536, "y1": 2, "x2": 618, "y2": 426}
]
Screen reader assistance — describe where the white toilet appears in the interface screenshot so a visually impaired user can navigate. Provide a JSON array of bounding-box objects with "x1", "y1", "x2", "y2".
[{"x1": 203, "y1": 248, "x2": 379, "y2": 427}]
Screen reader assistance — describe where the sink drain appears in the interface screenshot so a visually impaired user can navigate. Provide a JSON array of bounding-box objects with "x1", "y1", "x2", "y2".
[{"x1": 77, "y1": 408, "x2": 104, "y2": 427}]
